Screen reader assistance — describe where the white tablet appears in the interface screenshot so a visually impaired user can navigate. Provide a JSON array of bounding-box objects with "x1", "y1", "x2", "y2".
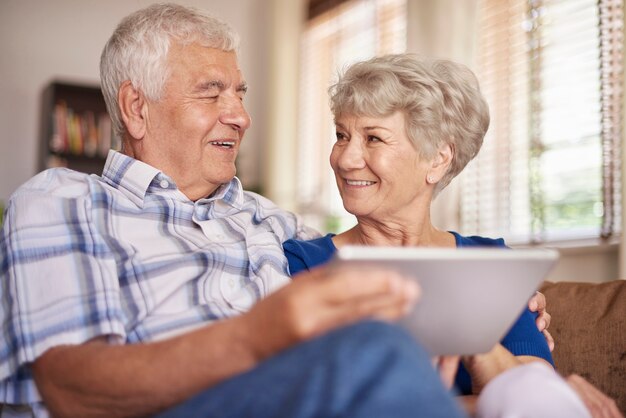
[{"x1": 330, "y1": 246, "x2": 559, "y2": 355}]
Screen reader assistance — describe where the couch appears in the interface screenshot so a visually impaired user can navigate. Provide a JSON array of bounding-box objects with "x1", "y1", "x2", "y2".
[{"x1": 539, "y1": 280, "x2": 626, "y2": 413}]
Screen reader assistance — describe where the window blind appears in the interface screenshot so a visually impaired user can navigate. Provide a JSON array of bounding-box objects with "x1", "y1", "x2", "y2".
[
  {"x1": 461, "y1": 0, "x2": 623, "y2": 244},
  {"x1": 296, "y1": 0, "x2": 407, "y2": 232}
]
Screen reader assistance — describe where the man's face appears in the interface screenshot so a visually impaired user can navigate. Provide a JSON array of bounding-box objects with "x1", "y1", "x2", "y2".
[{"x1": 142, "y1": 43, "x2": 250, "y2": 200}]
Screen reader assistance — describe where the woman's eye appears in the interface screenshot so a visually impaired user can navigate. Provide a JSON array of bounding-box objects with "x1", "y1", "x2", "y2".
[
  {"x1": 368, "y1": 135, "x2": 382, "y2": 143},
  {"x1": 335, "y1": 132, "x2": 347, "y2": 141}
]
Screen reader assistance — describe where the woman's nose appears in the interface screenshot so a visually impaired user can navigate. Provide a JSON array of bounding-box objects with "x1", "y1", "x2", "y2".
[{"x1": 336, "y1": 139, "x2": 366, "y2": 170}]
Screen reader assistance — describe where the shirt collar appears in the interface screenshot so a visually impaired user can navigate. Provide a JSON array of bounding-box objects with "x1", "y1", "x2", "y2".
[
  {"x1": 198, "y1": 177, "x2": 245, "y2": 210},
  {"x1": 101, "y1": 150, "x2": 245, "y2": 209},
  {"x1": 101, "y1": 150, "x2": 162, "y2": 207}
]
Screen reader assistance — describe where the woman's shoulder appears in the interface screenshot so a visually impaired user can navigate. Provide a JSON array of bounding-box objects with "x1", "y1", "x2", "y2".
[
  {"x1": 283, "y1": 233, "x2": 337, "y2": 276},
  {"x1": 449, "y1": 231, "x2": 507, "y2": 248}
]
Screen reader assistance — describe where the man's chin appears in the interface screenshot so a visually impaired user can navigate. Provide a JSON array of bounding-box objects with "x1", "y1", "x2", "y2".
[{"x1": 211, "y1": 167, "x2": 237, "y2": 185}]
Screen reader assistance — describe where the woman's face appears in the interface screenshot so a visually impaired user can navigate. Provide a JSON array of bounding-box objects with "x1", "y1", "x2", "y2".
[{"x1": 330, "y1": 111, "x2": 433, "y2": 220}]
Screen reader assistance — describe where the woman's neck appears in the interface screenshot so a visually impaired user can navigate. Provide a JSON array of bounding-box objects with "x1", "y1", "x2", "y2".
[{"x1": 333, "y1": 215, "x2": 456, "y2": 248}]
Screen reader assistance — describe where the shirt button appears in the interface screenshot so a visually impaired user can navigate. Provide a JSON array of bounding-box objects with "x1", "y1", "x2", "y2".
[
  {"x1": 216, "y1": 234, "x2": 225, "y2": 240},
  {"x1": 159, "y1": 180, "x2": 169, "y2": 189},
  {"x1": 229, "y1": 279, "x2": 235, "y2": 288}
]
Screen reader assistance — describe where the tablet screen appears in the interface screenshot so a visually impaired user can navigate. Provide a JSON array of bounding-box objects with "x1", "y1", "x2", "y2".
[{"x1": 331, "y1": 246, "x2": 558, "y2": 355}]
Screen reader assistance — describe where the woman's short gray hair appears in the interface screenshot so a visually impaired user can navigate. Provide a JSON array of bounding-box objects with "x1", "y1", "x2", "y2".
[
  {"x1": 329, "y1": 54, "x2": 490, "y2": 195},
  {"x1": 100, "y1": 3, "x2": 239, "y2": 136}
]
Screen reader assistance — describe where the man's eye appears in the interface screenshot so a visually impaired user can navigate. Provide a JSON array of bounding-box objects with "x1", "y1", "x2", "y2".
[
  {"x1": 200, "y1": 91, "x2": 220, "y2": 99},
  {"x1": 368, "y1": 135, "x2": 382, "y2": 142}
]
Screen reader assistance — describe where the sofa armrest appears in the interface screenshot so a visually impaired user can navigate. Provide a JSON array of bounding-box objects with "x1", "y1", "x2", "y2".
[{"x1": 539, "y1": 280, "x2": 626, "y2": 413}]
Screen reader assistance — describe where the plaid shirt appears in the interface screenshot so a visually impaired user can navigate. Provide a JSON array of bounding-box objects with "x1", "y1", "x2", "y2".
[{"x1": 0, "y1": 150, "x2": 317, "y2": 415}]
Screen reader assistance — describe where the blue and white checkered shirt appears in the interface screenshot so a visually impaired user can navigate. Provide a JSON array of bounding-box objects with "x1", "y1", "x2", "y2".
[{"x1": 0, "y1": 150, "x2": 318, "y2": 416}]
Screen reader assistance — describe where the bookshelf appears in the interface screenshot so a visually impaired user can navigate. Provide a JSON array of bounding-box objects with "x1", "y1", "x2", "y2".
[{"x1": 38, "y1": 81, "x2": 120, "y2": 175}]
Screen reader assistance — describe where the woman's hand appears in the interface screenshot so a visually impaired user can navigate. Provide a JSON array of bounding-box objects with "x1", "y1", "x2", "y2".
[
  {"x1": 566, "y1": 374, "x2": 624, "y2": 418},
  {"x1": 528, "y1": 291, "x2": 554, "y2": 351}
]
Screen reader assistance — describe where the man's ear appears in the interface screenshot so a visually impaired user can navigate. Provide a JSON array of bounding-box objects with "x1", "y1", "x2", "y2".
[
  {"x1": 118, "y1": 80, "x2": 147, "y2": 140},
  {"x1": 426, "y1": 143, "x2": 454, "y2": 184}
]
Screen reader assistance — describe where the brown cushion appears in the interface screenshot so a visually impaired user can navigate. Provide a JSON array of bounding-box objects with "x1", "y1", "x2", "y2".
[{"x1": 539, "y1": 280, "x2": 626, "y2": 413}]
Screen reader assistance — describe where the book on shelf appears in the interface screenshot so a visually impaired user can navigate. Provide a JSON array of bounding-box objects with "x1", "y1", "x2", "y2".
[{"x1": 49, "y1": 100, "x2": 120, "y2": 159}]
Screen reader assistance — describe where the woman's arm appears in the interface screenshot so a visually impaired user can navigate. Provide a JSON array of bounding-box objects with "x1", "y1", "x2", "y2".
[{"x1": 463, "y1": 344, "x2": 523, "y2": 394}]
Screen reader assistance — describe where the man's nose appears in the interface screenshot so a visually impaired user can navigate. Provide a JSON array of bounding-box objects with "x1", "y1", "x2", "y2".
[{"x1": 220, "y1": 96, "x2": 251, "y2": 132}]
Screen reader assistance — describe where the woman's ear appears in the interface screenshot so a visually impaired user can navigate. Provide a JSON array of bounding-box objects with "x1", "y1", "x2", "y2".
[
  {"x1": 118, "y1": 80, "x2": 147, "y2": 140},
  {"x1": 426, "y1": 143, "x2": 454, "y2": 184}
]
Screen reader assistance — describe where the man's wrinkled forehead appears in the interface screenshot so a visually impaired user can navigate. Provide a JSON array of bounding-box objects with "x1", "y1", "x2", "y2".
[{"x1": 166, "y1": 41, "x2": 246, "y2": 82}]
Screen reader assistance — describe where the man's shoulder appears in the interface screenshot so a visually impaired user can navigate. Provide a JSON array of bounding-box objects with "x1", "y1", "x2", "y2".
[
  {"x1": 240, "y1": 189, "x2": 320, "y2": 241},
  {"x1": 5, "y1": 168, "x2": 107, "y2": 229},
  {"x1": 241, "y1": 189, "x2": 283, "y2": 210},
  {"x1": 240, "y1": 189, "x2": 296, "y2": 222},
  {"x1": 12, "y1": 167, "x2": 99, "y2": 200}
]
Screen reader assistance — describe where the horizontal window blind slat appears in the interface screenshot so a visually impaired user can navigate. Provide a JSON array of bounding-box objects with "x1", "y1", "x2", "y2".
[{"x1": 465, "y1": 0, "x2": 621, "y2": 243}]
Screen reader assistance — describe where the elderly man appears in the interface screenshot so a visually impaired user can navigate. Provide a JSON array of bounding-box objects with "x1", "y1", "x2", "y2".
[{"x1": 0, "y1": 4, "x2": 463, "y2": 417}]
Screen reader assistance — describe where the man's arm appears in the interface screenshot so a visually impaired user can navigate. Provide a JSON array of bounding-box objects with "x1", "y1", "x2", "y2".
[
  {"x1": 32, "y1": 317, "x2": 257, "y2": 418},
  {"x1": 32, "y1": 265, "x2": 419, "y2": 418}
]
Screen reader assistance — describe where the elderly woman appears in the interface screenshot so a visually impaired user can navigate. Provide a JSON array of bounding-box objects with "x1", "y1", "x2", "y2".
[{"x1": 283, "y1": 54, "x2": 553, "y2": 396}]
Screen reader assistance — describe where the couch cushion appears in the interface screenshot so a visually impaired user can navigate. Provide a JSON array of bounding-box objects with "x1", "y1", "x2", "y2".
[{"x1": 540, "y1": 280, "x2": 626, "y2": 413}]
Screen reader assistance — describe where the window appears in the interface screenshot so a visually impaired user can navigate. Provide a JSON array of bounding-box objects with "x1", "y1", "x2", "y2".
[
  {"x1": 296, "y1": 0, "x2": 407, "y2": 232},
  {"x1": 461, "y1": 0, "x2": 623, "y2": 244}
]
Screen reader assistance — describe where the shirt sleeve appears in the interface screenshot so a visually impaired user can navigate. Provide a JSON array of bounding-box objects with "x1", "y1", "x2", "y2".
[
  {"x1": 0, "y1": 173, "x2": 127, "y2": 387},
  {"x1": 501, "y1": 308, "x2": 554, "y2": 366},
  {"x1": 283, "y1": 235, "x2": 337, "y2": 277},
  {"x1": 283, "y1": 239, "x2": 311, "y2": 276}
]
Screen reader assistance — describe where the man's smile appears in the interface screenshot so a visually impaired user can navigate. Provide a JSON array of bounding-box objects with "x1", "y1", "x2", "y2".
[{"x1": 209, "y1": 140, "x2": 236, "y2": 149}]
